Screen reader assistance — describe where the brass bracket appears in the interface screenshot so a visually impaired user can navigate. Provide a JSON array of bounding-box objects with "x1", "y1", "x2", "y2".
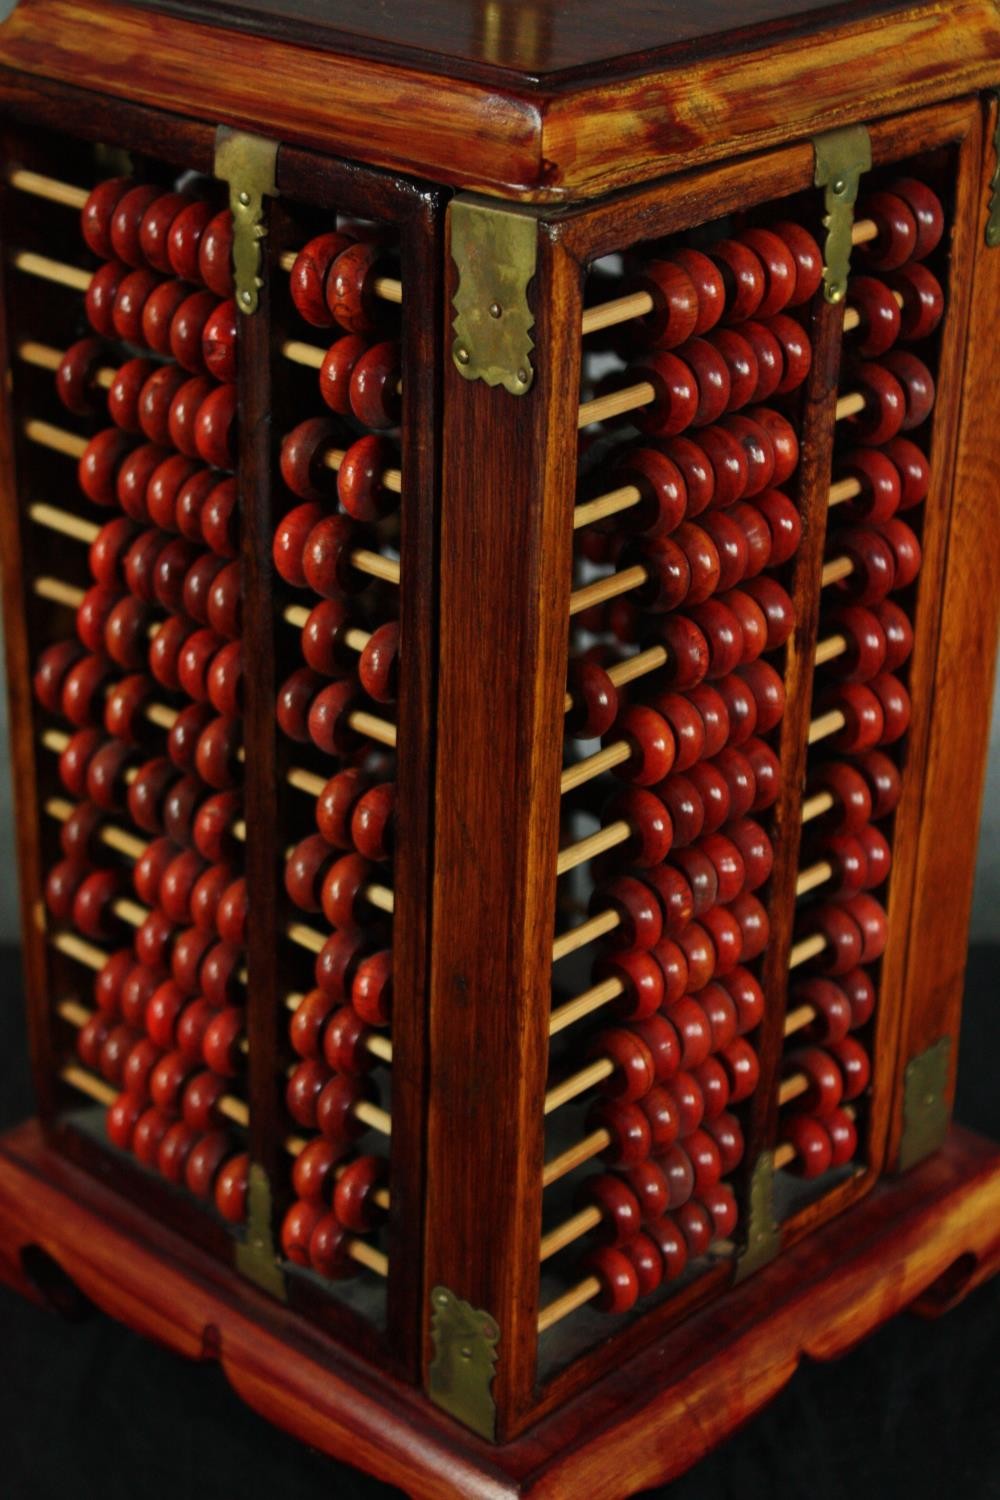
[
  {"x1": 735, "y1": 1150, "x2": 781, "y2": 1283},
  {"x1": 214, "y1": 127, "x2": 279, "y2": 315},
  {"x1": 450, "y1": 197, "x2": 537, "y2": 395},
  {"x1": 427, "y1": 1285, "x2": 500, "y2": 1441},
  {"x1": 813, "y1": 125, "x2": 872, "y2": 304},
  {"x1": 986, "y1": 92, "x2": 1000, "y2": 248},
  {"x1": 899, "y1": 1037, "x2": 952, "y2": 1172},
  {"x1": 234, "y1": 1162, "x2": 287, "y2": 1301}
]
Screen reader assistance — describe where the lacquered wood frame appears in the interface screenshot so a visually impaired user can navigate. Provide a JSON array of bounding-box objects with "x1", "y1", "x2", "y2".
[
  {"x1": 0, "y1": 71, "x2": 446, "y2": 1380},
  {"x1": 429, "y1": 95, "x2": 994, "y2": 1439}
]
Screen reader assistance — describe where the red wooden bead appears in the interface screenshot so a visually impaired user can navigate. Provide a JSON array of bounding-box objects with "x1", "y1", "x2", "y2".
[
  {"x1": 589, "y1": 875, "x2": 663, "y2": 952},
  {"x1": 657, "y1": 435, "x2": 715, "y2": 515},
  {"x1": 854, "y1": 749, "x2": 902, "y2": 820},
  {"x1": 89, "y1": 584, "x2": 138, "y2": 665},
  {"x1": 623, "y1": 532, "x2": 690, "y2": 612},
  {"x1": 322, "y1": 1006, "x2": 378, "y2": 1076},
  {"x1": 651, "y1": 614, "x2": 710, "y2": 691},
  {"x1": 93, "y1": 1028, "x2": 137, "y2": 1098},
  {"x1": 135, "y1": 365, "x2": 188, "y2": 449},
  {"x1": 78, "y1": 427, "x2": 134, "y2": 508},
  {"x1": 882, "y1": 350, "x2": 935, "y2": 430},
  {"x1": 844, "y1": 892, "x2": 889, "y2": 963},
  {"x1": 889, "y1": 176, "x2": 944, "y2": 260},
  {"x1": 106, "y1": 1092, "x2": 143, "y2": 1151},
  {"x1": 751, "y1": 488, "x2": 801, "y2": 567},
  {"x1": 739, "y1": 228, "x2": 797, "y2": 319},
  {"x1": 198, "y1": 210, "x2": 234, "y2": 297},
  {"x1": 886, "y1": 262, "x2": 944, "y2": 342},
  {"x1": 575, "y1": 1173, "x2": 642, "y2": 1246},
  {"x1": 679, "y1": 337, "x2": 732, "y2": 425},
  {"x1": 194, "y1": 382, "x2": 238, "y2": 469},
  {"x1": 184, "y1": 1130, "x2": 232, "y2": 1199},
  {"x1": 327, "y1": 241, "x2": 392, "y2": 334},
  {"x1": 205, "y1": 559, "x2": 242, "y2": 641},
  {"x1": 750, "y1": 407, "x2": 799, "y2": 487},
  {"x1": 622, "y1": 1158, "x2": 673, "y2": 1221},
  {"x1": 633, "y1": 352, "x2": 699, "y2": 437},
  {"x1": 785, "y1": 1045, "x2": 845, "y2": 1116},
  {"x1": 633, "y1": 259, "x2": 700, "y2": 349},
  {"x1": 706, "y1": 329, "x2": 757, "y2": 413},
  {"x1": 334, "y1": 1154, "x2": 389, "y2": 1232},
  {"x1": 829, "y1": 1034, "x2": 872, "y2": 1099},
  {"x1": 143, "y1": 977, "x2": 185, "y2": 1049},
  {"x1": 85, "y1": 259, "x2": 128, "y2": 338},
  {"x1": 76, "y1": 1009, "x2": 113, "y2": 1071},
  {"x1": 95, "y1": 948, "x2": 134, "y2": 1017},
  {"x1": 320, "y1": 333, "x2": 368, "y2": 416},
  {"x1": 858, "y1": 190, "x2": 918, "y2": 270},
  {"x1": 150, "y1": 1048, "x2": 199, "y2": 1113},
  {"x1": 118, "y1": 965, "x2": 163, "y2": 1034},
  {"x1": 739, "y1": 320, "x2": 784, "y2": 403},
  {"x1": 830, "y1": 526, "x2": 897, "y2": 607},
  {"x1": 701, "y1": 510, "x2": 751, "y2": 590},
  {"x1": 202, "y1": 298, "x2": 238, "y2": 383},
  {"x1": 589, "y1": 1027, "x2": 656, "y2": 1102},
  {"x1": 201, "y1": 1005, "x2": 244, "y2": 1077},
  {"x1": 620, "y1": 1231, "x2": 663, "y2": 1297},
  {"x1": 592, "y1": 950, "x2": 664, "y2": 1024},
  {"x1": 580, "y1": 1245, "x2": 640, "y2": 1315},
  {"x1": 645, "y1": 691, "x2": 703, "y2": 773},
  {"x1": 849, "y1": 362, "x2": 907, "y2": 446},
  {"x1": 727, "y1": 501, "x2": 772, "y2": 578},
  {"x1": 350, "y1": 783, "x2": 395, "y2": 862},
  {"x1": 642, "y1": 866, "x2": 695, "y2": 941},
  {"x1": 167, "y1": 199, "x2": 214, "y2": 281},
  {"x1": 61, "y1": 653, "x2": 116, "y2": 729},
  {"x1": 57, "y1": 729, "x2": 103, "y2": 800},
  {"x1": 645, "y1": 1213, "x2": 689, "y2": 1281},
  {"x1": 285, "y1": 1060, "x2": 331, "y2": 1131},
  {"x1": 181, "y1": 1070, "x2": 226, "y2": 1131},
  {"x1": 704, "y1": 1112, "x2": 745, "y2": 1176},
  {"x1": 321, "y1": 852, "x2": 380, "y2": 931},
  {"x1": 771, "y1": 221, "x2": 824, "y2": 305},
  {"x1": 823, "y1": 604, "x2": 887, "y2": 684},
  {"x1": 199, "y1": 942, "x2": 243, "y2": 1008},
  {"x1": 719, "y1": 1037, "x2": 759, "y2": 1102},
  {"x1": 289, "y1": 232, "x2": 354, "y2": 326},
  {"x1": 637, "y1": 1084, "x2": 680, "y2": 1153},
  {"x1": 112, "y1": 267, "x2": 162, "y2": 344},
  {"x1": 132, "y1": 1107, "x2": 174, "y2": 1169},
  {"x1": 695, "y1": 425, "x2": 748, "y2": 509},
  {"x1": 349, "y1": 340, "x2": 402, "y2": 429},
  {"x1": 849, "y1": 275, "x2": 901, "y2": 358},
  {"x1": 292, "y1": 1138, "x2": 349, "y2": 1209},
  {"x1": 803, "y1": 901, "x2": 865, "y2": 975},
  {"x1": 168, "y1": 374, "x2": 216, "y2": 459},
  {"x1": 281, "y1": 1199, "x2": 325, "y2": 1267},
  {"x1": 868, "y1": 671, "x2": 911, "y2": 743},
  {"x1": 794, "y1": 977, "x2": 853, "y2": 1045},
  {"x1": 784, "y1": 1114, "x2": 833, "y2": 1178},
  {"x1": 82, "y1": 177, "x2": 133, "y2": 257},
  {"x1": 709, "y1": 239, "x2": 765, "y2": 322},
  {"x1": 767, "y1": 314, "x2": 813, "y2": 394},
  {"x1": 606, "y1": 704, "x2": 676, "y2": 787},
  {"x1": 316, "y1": 1073, "x2": 376, "y2": 1145},
  {"x1": 34, "y1": 639, "x2": 86, "y2": 714},
  {"x1": 194, "y1": 718, "x2": 242, "y2": 792},
  {"x1": 140, "y1": 279, "x2": 191, "y2": 355},
  {"x1": 303, "y1": 514, "x2": 372, "y2": 598},
  {"x1": 309, "y1": 678, "x2": 371, "y2": 756},
  {"x1": 206, "y1": 640, "x2": 243, "y2": 718},
  {"x1": 215, "y1": 1152, "x2": 249, "y2": 1223},
  {"x1": 585, "y1": 1098, "x2": 653, "y2": 1168},
  {"x1": 138, "y1": 190, "x2": 191, "y2": 274},
  {"x1": 858, "y1": 823, "x2": 892, "y2": 889},
  {"x1": 57, "y1": 337, "x2": 108, "y2": 416},
  {"x1": 609, "y1": 447, "x2": 687, "y2": 537},
  {"x1": 827, "y1": 1106, "x2": 859, "y2": 1166},
  {"x1": 110, "y1": 183, "x2": 163, "y2": 266},
  {"x1": 357, "y1": 622, "x2": 399, "y2": 705},
  {"x1": 873, "y1": 599, "x2": 914, "y2": 673},
  {"x1": 671, "y1": 248, "x2": 726, "y2": 334},
  {"x1": 698, "y1": 905, "x2": 742, "y2": 976},
  {"x1": 659, "y1": 1144, "x2": 696, "y2": 1211},
  {"x1": 604, "y1": 787, "x2": 674, "y2": 868},
  {"x1": 308, "y1": 1214, "x2": 357, "y2": 1279},
  {"x1": 662, "y1": 996, "x2": 711, "y2": 1069},
  {"x1": 684, "y1": 1126, "x2": 724, "y2": 1195},
  {"x1": 838, "y1": 447, "x2": 901, "y2": 524}
]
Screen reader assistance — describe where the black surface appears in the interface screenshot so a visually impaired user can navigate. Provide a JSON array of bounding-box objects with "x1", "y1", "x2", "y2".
[{"x1": 0, "y1": 944, "x2": 998, "y2": 1499}]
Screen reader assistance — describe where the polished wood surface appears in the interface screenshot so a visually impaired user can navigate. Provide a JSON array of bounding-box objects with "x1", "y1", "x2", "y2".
[
  {"x1": 125, "y1": 0, "x2": 916, "y2": 84},
  {"x1": 0, "y1": 1118, "x2": 998, "y2": 1499},
  {"x1": 0, "y1": 1, "x2": 998, "y2": 200}
]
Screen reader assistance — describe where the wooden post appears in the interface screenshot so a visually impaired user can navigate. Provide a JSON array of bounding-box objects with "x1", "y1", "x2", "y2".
[{"x1": 423, "y1": 203, "x2": 582, "y2": 1439}]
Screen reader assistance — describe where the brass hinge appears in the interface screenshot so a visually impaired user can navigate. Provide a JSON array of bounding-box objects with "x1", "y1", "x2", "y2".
[
  {"x1": 450, "y1": 196, "x2": 537, "y2": 395},
  {"x1": 813, "y1": 125, "x2": 872, "y2": 304},
  {"x1": 234, "y1": 1162, "x2": 287, "y2": 1301},
  {"x1": 986, "y1": 91, "x2": 1000, "y2": 248},
  {"x1": 898, "y1": 1037, "x2": 952, "y2": 1172},
  {"x1": 214, "y1": 127, "x2": 279, "y2": 315},
  {"x1": 735, "y1": 1150, "x2": 781, "y2": 1283},
  {"x1": 427, "y1": 1285, "x2": 500, "y2": 1441}
]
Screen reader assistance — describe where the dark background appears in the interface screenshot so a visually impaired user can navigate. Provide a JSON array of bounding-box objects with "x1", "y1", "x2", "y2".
[{"x1": 0, "y1": 944, "x2": 997, "y2": 1500}]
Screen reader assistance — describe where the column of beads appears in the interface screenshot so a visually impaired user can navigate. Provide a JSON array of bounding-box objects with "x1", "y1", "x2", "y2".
[
  {"x1": 536, "y1": 216, "x2": 823, "y2": 1330},
  {"x1": 26, "y1": 169, "x2": 249, "y2": 1216},
  {"x1": 273, "y1": 221, "x2": 402, "y2": 1286},
  {"x1": 780, "y1": 171, "x2": 947, "y2": 1184}
]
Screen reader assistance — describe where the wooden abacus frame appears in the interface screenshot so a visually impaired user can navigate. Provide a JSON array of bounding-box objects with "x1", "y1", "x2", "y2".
[{"x1": 0, "y1": 6, "x2": 998, "y2": 1492}]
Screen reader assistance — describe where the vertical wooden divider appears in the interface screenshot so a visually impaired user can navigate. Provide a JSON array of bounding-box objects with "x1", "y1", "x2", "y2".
[
  {"x1": 423, "y1": 215, "x2": 583, "y2": 1437},
  {"x1": 738, "y1": 289, "x2": 846, "y2": 1189},
  {"x1": 237, "y1": 193, "x2": 286, "y2": 1227},
  {"x1": 886, "y1": 101, "x2": 999, "y2": 1164},
  {"x1": 0, "y1": 161, "x2": 57, "y2": 1119}
]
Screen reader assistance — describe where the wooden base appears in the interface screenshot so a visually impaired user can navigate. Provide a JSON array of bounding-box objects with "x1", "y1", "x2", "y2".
[{"x1": 1, "y1": 1120, "x2": 999, "y2": 1498}]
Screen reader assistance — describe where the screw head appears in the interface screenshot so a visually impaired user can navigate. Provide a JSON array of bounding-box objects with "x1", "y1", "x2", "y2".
[
  {"x1": 516, "y1": 369, "x2": 528, "y2": 385},
  {"x1": 489, "y1": 301, "x2": 502, "y2": 319},
  {"x1": 238, "y1": 189, "x2": 251, "y2": 207},
  {"x1": 455, "y1": 345, "x2": 470, "y2": 366},
  {"x1": 832, "y1": 176, "x2": 847, "y2": 196},
  {"x1": 240, "y1": 289, "x2": 253, "y2": 307}
]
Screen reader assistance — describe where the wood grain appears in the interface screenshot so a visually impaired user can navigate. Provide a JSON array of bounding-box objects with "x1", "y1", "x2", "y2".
[
  {"x1": 886, "y1": 95, "x2": 1000, "y2": 1167},
  {"x1": 0, "y1": 0, "x2": 998, "y2": 201},
  {"x1": 0, "y1": 1118, "x2": 998, "y2": 1497}
]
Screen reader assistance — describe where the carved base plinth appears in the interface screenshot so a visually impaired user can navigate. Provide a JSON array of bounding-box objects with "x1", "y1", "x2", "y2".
[{"x1": 1, "y1": 1120, "x2": 999, "y2": 1499}]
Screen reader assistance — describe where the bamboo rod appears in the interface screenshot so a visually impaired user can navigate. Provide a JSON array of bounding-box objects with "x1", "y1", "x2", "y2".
[
  {"x1": 560, "y1": 740, "x2": 631, "y2": 794},
  {"x1": 9, "y1": 168, "x2": 89, "y2": 209},
  {"x1": 551, "y1": 907, "x2": 620, "y2": 963},
  {"x1": 13, "y1": 250, "x2": 92, "y2": 292},
  {"x1": 24, "y1": 418, "x2": 88, "y2": 459},
  {"x1": 543, "y1": 1057, "x2": 614, "y2": 1115},
  {"x1": 556, "y1": 820, "x2": 631, "y2": 878},
  {"x1": 549, "y1": 977, "x2": 623, "y2": 1037},
  {"x1": 60, "y1": 1062, "x2": 116, "y2": 1106}
]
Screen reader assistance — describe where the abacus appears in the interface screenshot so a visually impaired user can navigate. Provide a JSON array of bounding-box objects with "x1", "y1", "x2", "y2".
[{"x1": 0, "y1": 3, "x2": 998, "y2": 1495}]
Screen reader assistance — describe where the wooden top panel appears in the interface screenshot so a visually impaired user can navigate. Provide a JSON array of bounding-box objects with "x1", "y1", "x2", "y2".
[
  {"x1": 0, "y1": 0, "x2": 998, "y2": 201},
  {"x1": 124, "y1": 0, "x2": 911, "y2": 87}
]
